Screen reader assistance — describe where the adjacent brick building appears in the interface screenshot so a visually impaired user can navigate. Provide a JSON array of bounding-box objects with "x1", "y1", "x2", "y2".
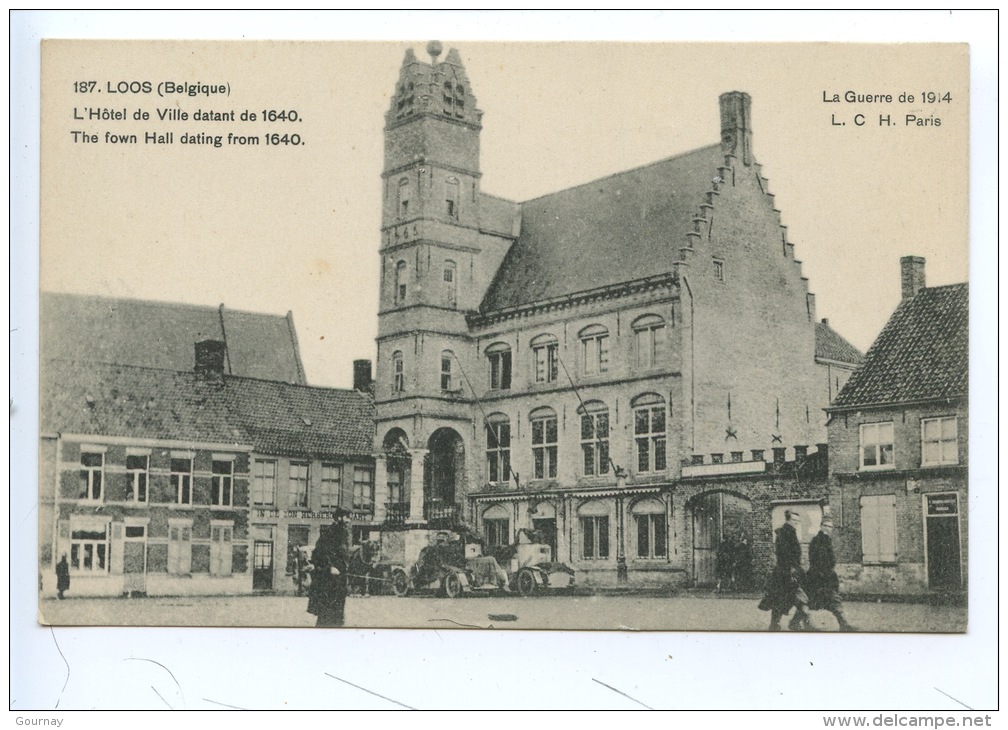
[
  {"x1": 371, "y1": 43, "x2": 861, "y2": 587},
  {"x1": 825, "y1": 257, "x2": 968, "y2": 597}
]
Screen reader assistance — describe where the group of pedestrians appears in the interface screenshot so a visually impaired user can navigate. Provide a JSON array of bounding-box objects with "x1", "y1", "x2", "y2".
[
  {"x1": 714, "y1": 533, "x2": 754, "y2": 592},
  {"x1": 758, "y1": 510, "x2": 854, "y2": 631}
]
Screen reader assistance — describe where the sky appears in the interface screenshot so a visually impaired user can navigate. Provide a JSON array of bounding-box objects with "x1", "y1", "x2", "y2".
[{"x1": 37, "y1": 28, "x2": 973, "y2": 389}]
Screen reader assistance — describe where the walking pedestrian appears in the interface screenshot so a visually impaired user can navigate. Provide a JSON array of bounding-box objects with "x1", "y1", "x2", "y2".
[
  {"x1": 307, "y1": 514, "x2": 350, "y2": 627},
  {"x1": 715, "y1": 535, "x2": 737, "y2": 592},
  {"x1": 758, "y1": 510, "x2": 811, "y2": 631},
  {"x1": 56, "y1": 554, "x2": 70, "y2": 599},
  {"x1": 806, "y1": 515, "x2": 855, "y2": 631}
]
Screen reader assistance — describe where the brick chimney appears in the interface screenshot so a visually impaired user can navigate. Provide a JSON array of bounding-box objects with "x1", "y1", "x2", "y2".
[
  {"x1": 353, "y1": 359, "x2": 373, "y2": 393},
  {"x1": 719, "y1": 91, "x2": 753, "y2": 166},
  {"x1": 900, "y1": 255, "x2": 926, "y2": 300},
  {"x1": 195, "y1": 340, "x2": 227, "y2": 380}
]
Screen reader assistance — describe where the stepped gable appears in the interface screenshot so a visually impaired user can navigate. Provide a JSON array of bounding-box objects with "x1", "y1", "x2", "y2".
[
  {"x1": 815, "y1": 321, "x2": 864, "y2": 365},
  {"x1": 480, "y1": 144, "x2": 723, "y2": 312},
  {"x1": 226, "y1": 377, "x2": 375, "y2": 460},
  {"x1": 41, "y1": 292, "x2": 307, "y2": 385},
  {"x1": 832, "y1": 284, "x2": 968, "y2": 408}
]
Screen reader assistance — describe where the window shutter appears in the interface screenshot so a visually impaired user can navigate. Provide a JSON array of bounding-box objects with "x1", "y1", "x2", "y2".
[
  {"x1": 878, "y1": 496, "x2": 897, "y2": 562},
  {"x1": 860, "y1": 496, "x2": 880, "y2": 563},
  {"x1": 860, "y1": 495, "x2": 897, "y2": 564}
]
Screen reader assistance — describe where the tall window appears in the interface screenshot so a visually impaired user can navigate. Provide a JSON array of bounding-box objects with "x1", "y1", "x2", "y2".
[
  {"x1": 713, "y1": 258, "x2": 725, "y2": 282},
  {"x1": 443, "y1": 261, "x2": 457, "y2": 307},
  {"x1": 487, "y1": 344, "x2": 512, "y2": 391},
  {"x1": 921, "y1": 416, "x2": 958, "y2": 466},
  {"x1": 387, "y1": 462, "x2": 404, "y2": 505},
  {"x1": 79, "y1": 451, "x2": 104, "y2": 501},
  {"x1": 633, "y1": 314, "x2": 665, "y2": 369},
  {"x1": 320, "y1": 464, "x2": 342, "y2": 508},
  {"x1": 288, "y1": 462, "x2": 310, "y2": 509},
  {"x1": 392, "y1": 351, "x2": 404, "y2": 394},
  {"x1": 579, "y1": 401, "x2": 610, "y2": 476},
  {"x1": 633, "y1": 394, "x2": 667, "y2": 473},
  {"x1": 70, "y1": 523, "x2": 109, "y2": 573},
  {"x1": 210, "y1": 522, "x2": 233, "y2": 577},
  {"x1": 252, "y1": 459, "x2": 276, "y2": 506},
  {"x1": 168, "y1": 520, "x2": 193, "y2": 574},
  {"x1": 633, "y1": 500, "x2": 667, "y2": 559},
  {"x1": 441, "y1": 351, "x2": 453, "y2": 391},
  {"x1": 126, "y1": 454, "x2": 148, "y2": 503},
  {"x1": 211, "y1": 459, "x2": 234, "y2": 506},
  {"x1": 353, "y1": 467, "x2": 375, "y2": 512},
  {"x1": 397, "y1": 178, "x2": 410, "y2": 218},
  {"x1": 532, "y1": 334, "x2": 559, "y2": 384},
  {"x1": 486, "y1": 415, "x2": 511, "y2": 484},
  {"x1": 170, "y1": 457, "x2": 193, "y2": 505},
  {"x1": 579, "y1": 503, "x2": 610, "y2": 560},
  {"x1": 445, "y1": 177, "x2": 459, "y2": 219},
  {"x1": 860, "y1": 494, "x2": 897, "y2": 563},
  {"x1": 531, "y1": 408, "x2": 558, "y2": 480},
  {"x1": 580, "y1": 325, "x2": 610, "y2": 376},
  {"x1": 483, "y1": 505, "x2": 511, "y2": 549},
  {"x1": 394, "y1": 261, "x2": 407, "y2": 305},
  {"x1": 860, "y1": 422, "x2": 895, "y2": 470}
]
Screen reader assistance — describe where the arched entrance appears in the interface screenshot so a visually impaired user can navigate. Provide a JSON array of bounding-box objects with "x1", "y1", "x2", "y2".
[
  {"x1": 382, "y1": 429, "x2": 411, "y2": 523},
  {"x1": 425, "y1": 427, "x2": 465, "y2": 527},
  {"x1": 689, "y1": 491, "x2": 754, "y2": 587}
]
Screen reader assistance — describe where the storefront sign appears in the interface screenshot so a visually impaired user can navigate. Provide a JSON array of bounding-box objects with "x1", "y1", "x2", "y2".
[{"x1": 926, "y1": 494, "x2": 958, "y2": 516}]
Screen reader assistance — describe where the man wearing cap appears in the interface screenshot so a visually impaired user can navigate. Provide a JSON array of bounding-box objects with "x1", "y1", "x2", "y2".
[
  {"x1": 306, "y1": 510, "x2": 351, "y2": 627},
  {"x1": 806, "y1": 514, "x2": 855, "y2": 631},
  {"x1": 759, "y1": 509, "x2": 812, "y2": 631}
]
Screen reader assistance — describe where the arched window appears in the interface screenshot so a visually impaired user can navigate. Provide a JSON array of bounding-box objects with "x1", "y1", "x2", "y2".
[
  {"x1": 578, "y1": 500, "x2": 610, "y2": 560},
  {"x1": 632, "y1": 498, "x2": 667, "y2": 559},
  {"x1": 394, "y1": 261, "x2": 407, "y2": 305},
  {"x1": 482, "y1": 504, "x2": 510, "y2": 548},
  {"x1": 445, "y1": 177, "x2": 459, "y2": 219},
  {"x1": 529, "y1": 406, "x2": 558, "y2": 480},
  {"x1": 397, "y1": 178, "x2": 410, "y2": 218},
  {"x1": 579, "y1": 324, "x2": 610, "y2": 375},
  {"x1": 578, "y1": 400, "x2": 610, "y2": 476},
  {"x1": 391, "y1": 351, "x2": 404, "y2": 394},
  {"x1": 485, "y1": 413, "x2": 511, "y2": 485},
  {"x1": 632, "y1": 314, "x2": 665, "y2": 369},
  {"x1": 632, "y1": 393, "x2": 667, "y2": 473},
  {"x1": 531, "y1": 333, "x2": 559, "y2": 384},
  {"x1": 443, "y1": 260, "x2": 457, "y2": 307},
  {"x1": 440, "y1": 350, "x2": 453, "y2": 392},
  {"x1": 486, "y1": 343, "x2": 512, "y2": 391}
]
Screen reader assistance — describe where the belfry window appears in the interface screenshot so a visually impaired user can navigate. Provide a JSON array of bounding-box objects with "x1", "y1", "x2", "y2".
[
  {"x1": 446, "y1": 178, "x2": 459, "y2": 219},
  {"x1": 398, "y1": 178, "x2": 410, "y2": 218}
]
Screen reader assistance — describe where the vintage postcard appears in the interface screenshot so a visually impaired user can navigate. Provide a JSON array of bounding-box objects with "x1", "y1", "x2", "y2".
[{"x1": 17, "y1": 17, "x2": 996, "y2": 711}]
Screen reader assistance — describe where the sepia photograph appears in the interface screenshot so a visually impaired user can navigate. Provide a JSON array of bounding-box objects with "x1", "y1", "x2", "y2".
[{"x1": 11, "y1": 10, "x2": 998, "y2": 714}]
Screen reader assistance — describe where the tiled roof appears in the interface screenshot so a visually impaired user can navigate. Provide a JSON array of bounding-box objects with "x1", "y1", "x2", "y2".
[
  {"x1": 815, "y1": 321, "x2": 864, "y2": 366},
  {"x1": 41, "y1": 292, "x2": 306, "y2": 384},
  {"x1": 480, "y1": 145, "x2": 723, "y2": 312},
  {"x1": 41, "y1": 359, "x2": 376, "y2": 459},
  {"x1": 831, "y1": 284, "x2": 968, "y2": 409}
]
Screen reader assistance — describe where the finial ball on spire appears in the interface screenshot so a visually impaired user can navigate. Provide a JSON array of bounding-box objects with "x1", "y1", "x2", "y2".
[{"x1": 426, "y1": 40, "x2": 443, "y2": 62}]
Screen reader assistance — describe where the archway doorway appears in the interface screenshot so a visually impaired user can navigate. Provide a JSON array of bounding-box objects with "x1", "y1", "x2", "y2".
[
  {"x1": 689, "y1": 491, "x2": 754, "y2": 587},
  {"x1": 425, "y1": 427, "x2": 465, "y2": 526},
  {"x1": 382, "y1": 429, "x2": 411, "y2": 524}
]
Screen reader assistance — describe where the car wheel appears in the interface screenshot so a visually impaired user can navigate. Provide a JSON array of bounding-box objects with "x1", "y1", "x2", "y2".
[
  {"x1": 391, "y1": 568, "x2": 410, "y2": 597},
  {"x1": 516, "y1": 568, "x2": 537, "y2": 597},
  {"x1": 443, "y1": 572, "x2": 463, "y2": 599}
]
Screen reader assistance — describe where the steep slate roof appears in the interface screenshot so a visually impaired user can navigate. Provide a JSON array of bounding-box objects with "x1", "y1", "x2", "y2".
[
  {"x1": 815, "y1": 321, "x2": 864, "y2": 366},
  {"x1": 480, "y1": 145, "x2": 723, "y2": 312},
  {"x1": 41, "y1": 292, "x2": 307, "y2": 385},
  {"x1": 227, "y1": 377, "x2": 375, "y2": 460},
  {"x1": 41, "y1": 359, "x2": 375, "y2": 460},
  {"x1": 831, "y1": 284, "x2": 968, "y2": 409}
]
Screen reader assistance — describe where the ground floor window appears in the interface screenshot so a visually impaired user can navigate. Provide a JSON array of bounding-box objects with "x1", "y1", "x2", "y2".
[
  {"x1": 70, "y1": 524, "x2": 109, "y2": 573},
  {"x1": 168, "y1": 521, "x2": 193, "y2": 574},
  {"x1": 484, "y1": 518, "x2": 510, "y2": 548},
  {"x1": 581, "y1": 515, "x2": 610, "y2": 560},
  {"x1": 636, "y1": 513, "x2": 667, "y2": 559}
]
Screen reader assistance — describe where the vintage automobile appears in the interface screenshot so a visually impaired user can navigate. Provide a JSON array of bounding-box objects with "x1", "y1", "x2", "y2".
[
  {"x1": 389, "y1": 531, "x2": 505, "y2": 598},
  {"x1": 490, "y1": 530, "x2": 576, "y2": 596}
]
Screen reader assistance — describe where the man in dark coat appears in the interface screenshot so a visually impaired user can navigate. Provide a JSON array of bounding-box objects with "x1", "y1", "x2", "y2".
[
  {"x1": 758, "y1": 510, "x2": 811, "y2": 631},
  {"x1": 715, "y1": 535, "x2": 737, "y2": 592},
  {"x1": 806, "y1": 515, "x2": 854, "y2": 631},
  {"x1": 307, "y1": 516, "x2": 350, "y2": 627},
  {"x1": 55, "y1": 554, "x2": 70, "y2": 599}
]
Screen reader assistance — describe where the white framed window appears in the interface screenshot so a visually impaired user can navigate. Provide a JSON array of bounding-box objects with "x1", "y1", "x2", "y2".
[
  {"x1": 531, "y1": 408, "x2": 558, "y2": 480},
  {"x1": 579, "y1": 401, "x2": 610, "y2": 476},
  {"x1": 531, "y1": 334, "x2": 559, "y2": 384},
  {"x1": 443, "y1": 261, "x2": 457, "y2": 307},
  {"x1": 211, "y1": 459, "x2": 234, "y2": 507},
  {"x1": 579, "y1": 502, "x2": 610, "y2": 560},
  {"x1": 579, "y1": 324, "x2": 610, "y2": 376},
  {"x1": 441, "y1": 351, "x2": 453, "y2": 392},
  {"x1": 252, "y1": 459, "x2": 276, "y2": 506},
  {"x1": 397, "y1": 177, "x2": 410, "y2": 218},
  {"x1": 487, "y1": 344, "x2": 512, "y2": 391},
  {"x1": 486, "y1": 415, "x2": 511, "y2": 484},
  {"x1": 353, "y1": 466, "x2": 375, "y2": 512},
  {"x1": 921, "y1": 416, "x2": 958, "y2": 466},
  {"x1": 860, "y1": 494, "x2": 897, "y2": 564},
  {"x1": 288, "y1": 461, "x2": 310, "y2": 509},
  {"x1": 445, "y1": 177, "x2": 459, "y2": 219},
  {"x1": 633, "y1": 314, "x2": 665, "y2": 369},
  {"x1": 860, "y1": 422, "x2": 895, "y2": 470},
  {"x1": 168, "y1": 519, "x2": 193, "y2": 574},
  {"x1": 170, "y1": 457, "x2": 193, "y2": 505},
  {"x1": 210, "y1": 521, "x2": 233, "y2": 576},
  {"x1": 69, "y1": 522, "x2": 110, "y2": 573},
  {"x1": 633, "y1": 499, "x2": 667, "y2": 559},
  {"x1": 126, "y1": 454, "x2": 148, "y2": 503},
  {"x1": 394, "y1": 261, "x2": 407, "y2": 305},
  {"x1": 320, "y1": 463, "x2": 342, "y2": 508},
  {"x1": 79, "y1": 451, "x2": 104, "y2": 501},
  {"x1": 392, "y1": 351, "x2": 405, "y2": 394},
  {"x1": 633, "y1": 393, "x2": 667, "y2": 473}
]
